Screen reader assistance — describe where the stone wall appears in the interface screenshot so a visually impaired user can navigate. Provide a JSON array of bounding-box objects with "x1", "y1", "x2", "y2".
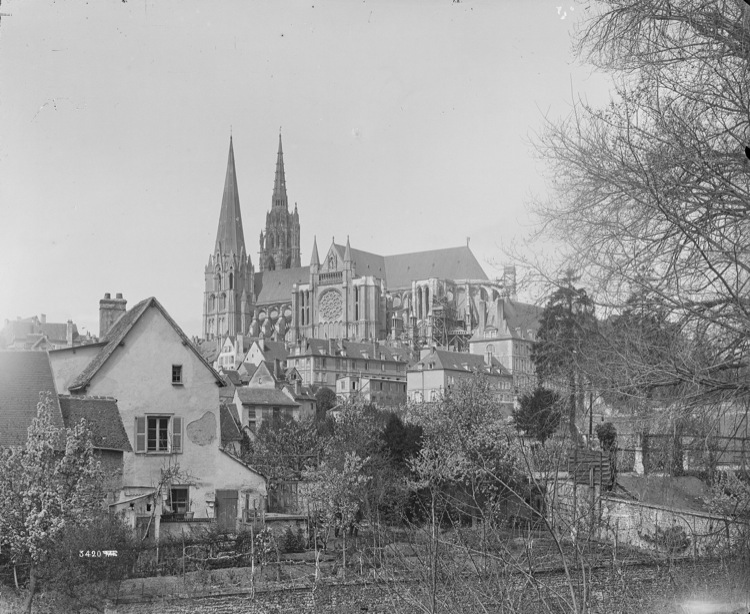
[{"x1": 549, "y1": 480, "x2": 749, "y2": 557}]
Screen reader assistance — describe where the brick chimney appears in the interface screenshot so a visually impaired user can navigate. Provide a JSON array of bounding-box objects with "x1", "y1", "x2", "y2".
[
  {"x1": 40, "y1": 313, "x2": 46, "y2": 324},
  {"x1": 99, "y1": 293, "x2": 127, "y2": 339},
  {"x1": 66, "y1": 320, "x2": 74, "y2": 347}
]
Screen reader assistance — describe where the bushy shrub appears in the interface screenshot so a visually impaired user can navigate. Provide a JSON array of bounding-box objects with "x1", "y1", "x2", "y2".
[
  {"x1": 43, "y1": 512, "x2": 138, "y2": 610},
  {"x1": 281, "y1": 527, "x2": 306, "y2": 553},
  {"x1": 595, "y1": 422, "x2": 617, "y2": 451}
]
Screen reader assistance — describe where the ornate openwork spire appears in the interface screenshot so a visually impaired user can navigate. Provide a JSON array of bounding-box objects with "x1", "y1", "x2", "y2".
[{"x1": 272, "y1": 132, "x2": 287, "y2": 209}]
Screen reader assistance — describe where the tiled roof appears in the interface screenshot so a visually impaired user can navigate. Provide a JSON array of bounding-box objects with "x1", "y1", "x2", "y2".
[
  {"x1": 69, "y1": 297, "x2": 225, "y2": 392},
  {"x1": 219, "y1": 382, "x2": 236, "y2": 401},
  {"x1": 283, "y1": 383, "x2": 317, "y2": 401},
  {"x1": 236, "y1": 387, "x2": 299, "y2": 407},
  {"x1": 220, "y1": 403, "x2": 243, "y2": 444},
  {"x1": 254, "y1": 267, "x2": 309, "y2": 305},
  {"x1": 58, "y1": 395, "x2": 132, "y2": 451},
  {"x1": 384, "y1": 245, "x2": 488, "y2": 289},
  {"x1": 222, "y1": 369, "x2": 243, "y2": 386},
  {"x1": 412, "y1": 349, "x2": 511, "y2": 377},
  {"x1": 332, "y1": 243, "x2": 386, "y2": 279},
  {"x1": 503, "y1": 300, "x2": 543, "y2": 335},
  {"x1": 470, "y1": 299, "x2": 543, "y2": 341},
  {"x1": 251, "y1": 338, "x2": 289, "y2": 363},
  {"x1": 197, "y1": 338, "x2": 221, "y2": 363},
  {"x1": 0, "y1": 318, "x2": 79, "y2": 349},
  {"x1": 241, "y1": 363, "x2": 258, "y2": 379},
  {"x1": 0, "y1": 351, "x2": 65, "y2": 447}
]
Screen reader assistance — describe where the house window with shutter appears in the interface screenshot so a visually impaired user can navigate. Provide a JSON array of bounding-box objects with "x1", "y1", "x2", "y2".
[{"x1": 134, "y1": 415, "x2": 183, "y2": 454}]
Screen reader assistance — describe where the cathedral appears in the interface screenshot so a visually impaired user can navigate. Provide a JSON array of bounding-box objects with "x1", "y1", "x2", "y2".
[{"x1": 202, "y1": 135, "x2": 518, "y2": 350}]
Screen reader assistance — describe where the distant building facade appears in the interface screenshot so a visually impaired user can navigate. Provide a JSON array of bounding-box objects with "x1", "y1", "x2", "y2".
[{"x1": 200, "y1": 133, "x2": 529, "y2": 356}]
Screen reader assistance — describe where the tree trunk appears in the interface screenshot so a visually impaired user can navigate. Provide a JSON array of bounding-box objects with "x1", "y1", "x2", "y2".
[
  {"x1": 24, "y1": 564, "x2": 37, "y2": 614},
  {"x1": 569, "y1": 371, "x2": 577, "y2": 443}
]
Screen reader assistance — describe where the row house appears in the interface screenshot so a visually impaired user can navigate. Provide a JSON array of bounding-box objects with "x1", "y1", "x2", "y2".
[
  {"x1": 286, "y1": 337, "x2": 411, "y2": 397},
  {"x1": 233, "y1": 360, "x2": 316, "y2": 433},
  {"x1": 407, "y1": 347, "x2": 515, "y2": 417}
]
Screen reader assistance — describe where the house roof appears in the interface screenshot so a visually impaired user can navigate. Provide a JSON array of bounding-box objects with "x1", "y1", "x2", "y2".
[
  {"x1": 196, "y1": 338, "x2": 221, "y2": 363},
  {"x1": 240, "y1": 363, "x2": 258, "y2": 379},
  {"x1": 219, "y1": 448, "x2": 267, "y2": 480},
  {"x1": 58, "y1": 395, "x2": 132, "y2": 451},
  {"x1": 220, "y1": 403, "x2": 243, "y2": 444},
  {"x1": 254, "y1": 267, "x2": 310, "y2": 305},
  {"x1": 69, "y1": 297, "x2": 225, "y2": 392},
  {"x1": 250, "y1": 338, "x2": 289, "y2": 363},
  {"x1": 282, "y1": 383, "x2": 317, "y2": 402},
  {"x1": 236, "y1": 386, "x2": 299, "y2": 407},
  {"x1": 0, "y1": 318, "x2": 80, "y2": 349},
  {"x1": 470, "y1": 299, "x2": 543, "y2": 342},
  {"x1": 411, "y1": 349, "x2": 511, "y2": 377},
  {"x1": 0, "y1": 351, "x2": 65, "y2": 447},
  {"x1": 222, "y1": 369, "x2": 243, "y2": 386}
]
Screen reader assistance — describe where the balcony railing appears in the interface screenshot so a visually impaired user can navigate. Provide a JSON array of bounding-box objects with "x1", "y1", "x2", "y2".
[{"x1": 318, "y1": 271, "x2": 342, "y2": 285}]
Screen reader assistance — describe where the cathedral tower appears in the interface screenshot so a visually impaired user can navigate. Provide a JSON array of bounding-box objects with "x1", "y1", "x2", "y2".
[
  {"x1": 203, "y1": 136, "x2": 254, "y2": 339},
  {"x1": 258, "y1": 133, "x2": 301, "y2": 271}
]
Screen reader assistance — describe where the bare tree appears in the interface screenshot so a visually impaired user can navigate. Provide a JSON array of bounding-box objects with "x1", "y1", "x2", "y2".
[{"x1": 531, "y1": 0, "x2": 750, "y2": 418}]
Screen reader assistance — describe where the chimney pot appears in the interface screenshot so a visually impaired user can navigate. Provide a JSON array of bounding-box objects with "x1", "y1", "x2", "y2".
[
  {"x1": 116, "y1": 293, "x2": 123, "y2": 299},
  {"x1": 99, "y1": 293, "x2": 127, "y2": 338}
]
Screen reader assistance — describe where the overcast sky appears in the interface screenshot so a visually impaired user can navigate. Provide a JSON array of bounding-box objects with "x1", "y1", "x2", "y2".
[{"x1": 0, "y1": 0, "x2": 610, "y2": 339}]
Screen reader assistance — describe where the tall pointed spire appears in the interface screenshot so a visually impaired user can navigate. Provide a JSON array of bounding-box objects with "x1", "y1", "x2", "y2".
[
  {"x1": 310, "y1": 236, "x2": 320, "y2": 267},
  {"x1": 272, "y1": 131, "x2": 287, "y2": 208},
  {"x1": 344, "y1": 235, "x2": 352, "y2": 262},
  {"x1": 214, "y1": 136, "x2": 246, "y2": 255}
]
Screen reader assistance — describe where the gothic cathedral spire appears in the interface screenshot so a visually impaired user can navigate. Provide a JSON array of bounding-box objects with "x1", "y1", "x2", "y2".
[
  {"x1": 272, "y1": 132, "x2": 287, "y2": 209},
  {"x1": 259, "y1": 131, "x2": 301, "y2": 271},
  {"x1": 203, "y1": 136, "x2": 254, "y2": 340},
  {"x1": 214, "y1": 136, "x2": 246, "y2": 256}
]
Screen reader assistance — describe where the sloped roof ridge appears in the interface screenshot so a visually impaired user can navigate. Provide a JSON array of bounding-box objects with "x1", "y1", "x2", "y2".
[{"x1": 69, "y1": 297, "x2": 224, "y2": 392}]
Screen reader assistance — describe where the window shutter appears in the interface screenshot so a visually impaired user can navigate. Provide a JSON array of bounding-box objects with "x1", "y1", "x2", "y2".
[
  {"x1": 135, "y1": 417, "x2": 146, "y2": 453},
  {"x1": 172, "y1": 417, "x2": 183, "y2": 453}
]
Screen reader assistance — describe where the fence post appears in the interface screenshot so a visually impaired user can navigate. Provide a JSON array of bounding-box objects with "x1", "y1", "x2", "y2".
[{"x1": 182, "y1": 531, "x2": 186, "y2": 594}]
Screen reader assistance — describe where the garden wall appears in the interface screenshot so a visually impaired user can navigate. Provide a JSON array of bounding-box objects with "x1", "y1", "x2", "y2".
[{"x1": 549, "y1": 480, "x2": 749, "y2": 557}]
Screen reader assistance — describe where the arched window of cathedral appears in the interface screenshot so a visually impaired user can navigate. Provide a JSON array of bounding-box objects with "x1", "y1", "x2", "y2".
[
  {"x1": 216, "y1": 274, "x2": 222, "y2": 292},
  {"x1": 267, "y1": 258, "x2": 275, "y2": 271},
  {"x1": 269, "y1": 234, "x2": 275, "y2": 249},
  {"x1": 210, "y1": 294, "x2": 216, "y2": 311},
  {"x1": 329, "y1": 254, "x2": 336, "y2": 270},
  {"x1": 354, "y1": 286, "x2": 359, "y2": 320},
  {"x1": 285, "y1": 256, "x2": 291, "y2": 268},
  {"x1": 229, "y1": 272, "x2": 234, "y2": 290}
]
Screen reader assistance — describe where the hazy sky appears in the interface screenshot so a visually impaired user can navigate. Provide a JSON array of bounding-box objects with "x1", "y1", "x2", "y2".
[{"x1": 0, "y1": 0, "x2": 611, "y2": 338}]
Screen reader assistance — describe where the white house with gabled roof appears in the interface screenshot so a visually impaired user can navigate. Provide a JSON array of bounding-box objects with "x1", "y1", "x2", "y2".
[{"x1": 49, "y1": 294, "x2": 266, "y2": 536}]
